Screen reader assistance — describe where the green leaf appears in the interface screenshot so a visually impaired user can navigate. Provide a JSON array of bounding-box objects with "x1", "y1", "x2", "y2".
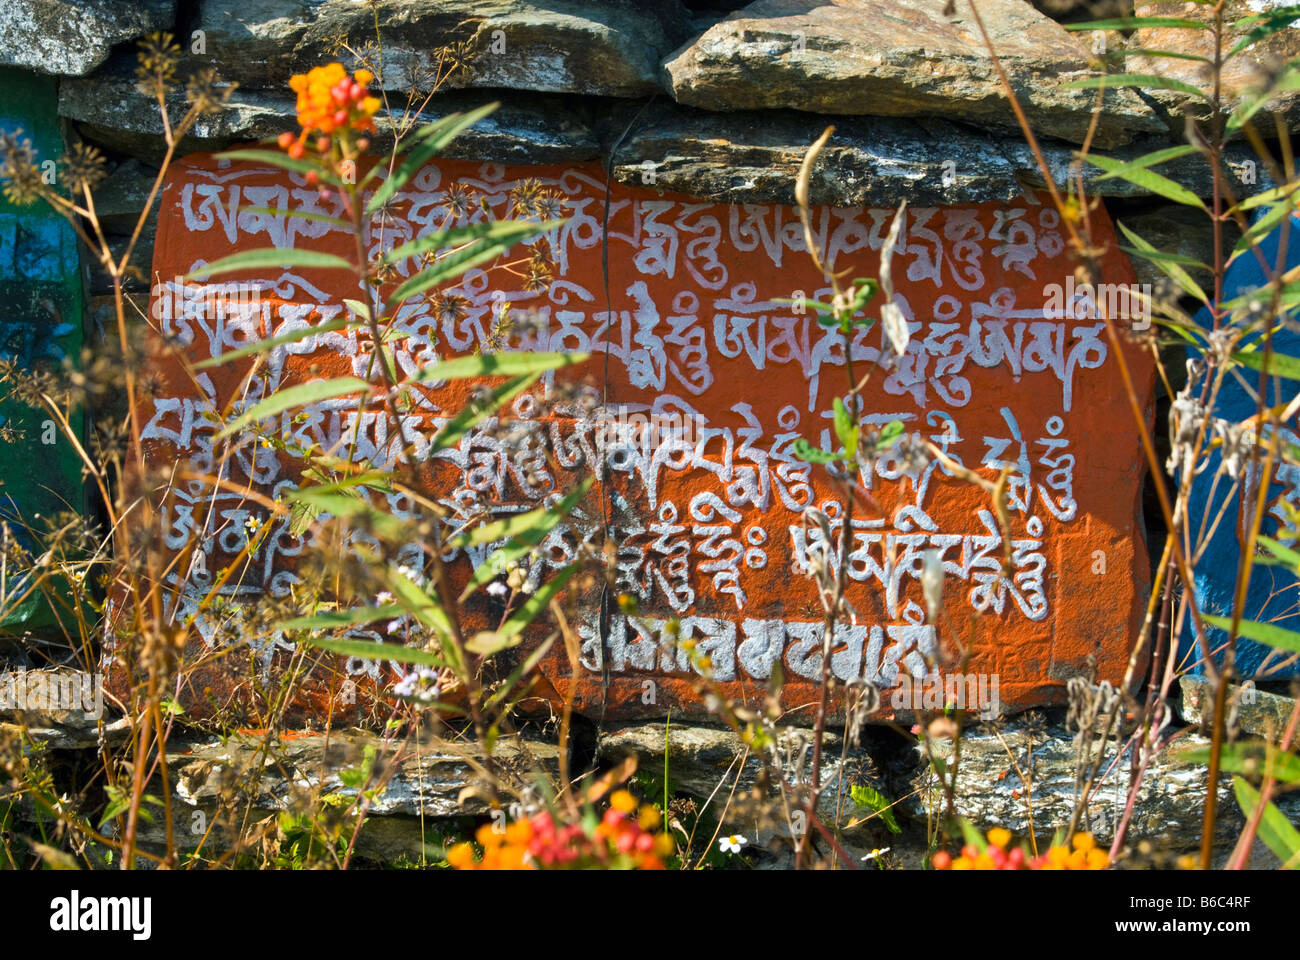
[
  {"x1": 1117, "y1": 221, "x2": 1209, "y2": 305},
  {"x1": 850, "y1": 784, "x2": 901, "y2": 834},
  {"x1": 383, "y1": 566, "x2": 453, "y2": 643},
  {"x1": 1231, "y1": 348, "x2": 1300, "y2": 383},
  {"x1": 1067, "y1": 17, "x2": 1213, "y2": 30},
  {"x1": 1230, "y1": 199, "x2": 1296, "y2": 262},
  {"x1": 1117, "y1": 245, "x2": 1211, "y2": 273},
  {"x1": 1234, "y1": 183, "x2": 1300, "y2": 214},
  {"x1": 1228, "y1": 63, "x2": 1300, "y2": 131},
  {"x1": 279, "y1": 604, "x2": 406, "y2": 631},
  {"x1": 238, "y1": 206, "x2": 351, "y2": 228},
  {"x1": 957, "y1": 817, "x2": 989, "y2": 853},
  {"x1": 215, "y1": 376, "x2": 371, "y2": 439},
  {"x1": 460, "y1": 479, "x2": 592, "y2": 600},
  {"x1": 297, "y1": 635, "x2": 446, "y2": 669},
  {"x1": 287, "y1": 489, "x2": 403, "y2": 539},
  {"x1": 1089, "y1": 144, "x2": 1200, "y2": 175},
  {"x1": 1203, "y1": 613, "x2": 1300, "y2": 653},
  {"x1": 410, "y1": 350, "x2": 586, "y2": 384},
  {"x1": 366, "y1": 101, "x2": 500, "y2": 213},
  {"x1": 878, "y1": 420, "x2": 906, "y2": 449},
  {"x1": 186, "y1": 248, "x2": 354, "y2": 281},
  {"x1": 218, "y1": 148, "x2": 343, "y2": 186},
  {"x1": 1257, "y1": 535, "x2": 1300, "y2": 569},
  {"x1": 1182, "y1": 742, "x2": 1300, "y2": 784},
  {"x1": 793, "y1": 437, "x2": 842, "y2": 464},
  {"x1": 497, "y1": 565, "x2": 577, "y2": 642},
  {"x1": 386, "y1": 220, "x2": 566, "y2": 305},
  {"x1": 455, "y1": 497, "x2": 569, "y2": 548},
  {"x1": 194, "y1": 315, "x2": 354, "y2": 369},
  {"x1": 1233, "y1": 777, "x2": 1300, "y2": 867},
  {"x1": 484, "y1": 633, "x2": 558, "y2": 711},
  {"x1": 1228, "y1": 6, "x2": 1300, "y2": 58},
  {"x1": 1064, "y1": 73, "x2": 1206, "y2": 99},
  {"x1": 431, "y1": 372, "x2": 540, "y2": 454},
  {"x1": 833, "y1": 397, "x2": 859, "y2": 459},
  {"x1": 1088, "y1": 154, "x2": 1206, "y2": 209}
]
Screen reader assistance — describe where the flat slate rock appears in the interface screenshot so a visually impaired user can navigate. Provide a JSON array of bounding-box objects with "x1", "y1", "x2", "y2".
[
  {"x1": 0, "y1": 0, "x2": 174, "y2": 77},
  {"x1": 192, "y1": 0, "x2": 692, "y2": 97},
  {"x1": 661, "y1": 0, "x2": 1166, "y2": 147}
]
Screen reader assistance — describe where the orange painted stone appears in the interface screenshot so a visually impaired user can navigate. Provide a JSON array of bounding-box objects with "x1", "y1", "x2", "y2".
[{"x1": 132, "y1": 150, "x2": 1153, "y2": 724}]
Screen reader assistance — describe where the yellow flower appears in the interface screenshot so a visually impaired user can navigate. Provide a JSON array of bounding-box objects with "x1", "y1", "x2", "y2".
[
  {"x1": 504, "y1": 818, "x2": 533, "y2": 846},
  {"x1": 987, "y1": 827, "x2": 1011, "y2": 849},
  {"x1": 610, "y1": 789, "x2": 637, "y2": 814},
  {"x1": 476, "y1": 822, "x2": 505, "y2": 849},
  {"x1": 638, "y1": 804, "x2": 660, "y2": 831},
  {"x1": 1072, "y1": 832, "x2": 1096, "y2": 852},
  {"x1": 446, "y1": 842, "x2": 477, "y2": 869}
]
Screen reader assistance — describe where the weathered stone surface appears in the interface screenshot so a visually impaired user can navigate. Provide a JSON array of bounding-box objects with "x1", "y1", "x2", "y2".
[
  {"x1": 135, "y1": 148, "x2": 1153, "y2": 724},
  {"x1": 0, "y1": 0, "x2": 174, "y2": 77},
  {"x1": 171, "y1": 730, "x2": 559, "y2": 817},
  {"x1": 661, "y1": 0, "x2": 1165, "y2": 147},
  {"x1": 609, "y1": 101, "x2": 1268, "y2": 207},
  {"x1": 61, "y1": 63, "x2": 599, "y2": 166},
  {"x1": 905, "y1": 721, "x2": 1242, "y2": 844},
  {"x1": 1130, "y1": 1, "x2": 1300, "y2": 127},
  {"x1": 0, "y1": 668, "x2": 128, "y2": 749},
  {"x1": 194, "y1": 0, "x2": 689, "y2": 97},
  {"x1": 1181, "y1": 677, "x2": 1299, "y2": 739},
  {"x1": 0, "y1": 67, "x2": 87, "y2": 630}
]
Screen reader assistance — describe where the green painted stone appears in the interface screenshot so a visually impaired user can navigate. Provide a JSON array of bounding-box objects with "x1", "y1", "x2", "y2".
[{"x1": 0, "y1": 66, "x2": 85, "y2": 630}]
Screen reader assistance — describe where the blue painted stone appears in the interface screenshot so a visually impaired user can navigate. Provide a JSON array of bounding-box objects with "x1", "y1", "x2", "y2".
[
  {"x1": 1182, "y1": 207, "x2": 1300, "y2": 679},
  {"x1": 0, "y1": 66, "x2": 86, "y2": 630}
]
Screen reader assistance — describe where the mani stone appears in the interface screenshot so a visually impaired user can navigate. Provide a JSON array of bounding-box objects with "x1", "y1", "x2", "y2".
[
  {"x1": 0, "y1": 67, "x2": 86, "y2": 631},
  {"x1": 140, "y1": 149, "x2": 1153, "y2": 724},
  {"x1": 660, "y1": 0, "x2": 1166, "y2": 148},
  {"x1": 0, "y1": 0, "x2": 174, "y2": 77}
]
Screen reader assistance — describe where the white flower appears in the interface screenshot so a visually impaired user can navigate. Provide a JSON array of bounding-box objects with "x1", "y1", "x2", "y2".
[
  {"x1": 718, "y1": 834, "x2": 747, "y2": 854},
  {"x1": 861, "y1": 847, "x2": 891, "y2": 861},
  {"x1": 486, "y1": 581, "x2": 508, "y2": 597}
]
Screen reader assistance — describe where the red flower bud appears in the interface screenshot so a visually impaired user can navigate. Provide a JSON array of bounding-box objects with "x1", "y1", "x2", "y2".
[
  {"x1": 288, "y1": 142, "x2": 306, "y2": 160},
  {"x1": 305, "y1": 170, "x2": 319, "y2": 186},
  {"x1": 277, "y1": 131, "x2": 295, "y2": 150}
]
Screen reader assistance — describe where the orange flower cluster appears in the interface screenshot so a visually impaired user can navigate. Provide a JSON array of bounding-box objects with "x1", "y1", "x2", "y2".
[
  {"x1": 932, "y1": 828, "x2": 1109, "y2": 871},
  {"x1": 446, "y1": 791, "x2": 674, "y2": 870},
  {"x1": 279, "y1": 63, "x2": 380, "y2": 158}
]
